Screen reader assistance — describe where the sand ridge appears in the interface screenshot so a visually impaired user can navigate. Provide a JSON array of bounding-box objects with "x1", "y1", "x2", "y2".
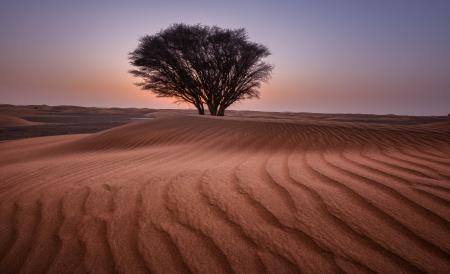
[
  {"x1": 0, "y1": 115, "x2": 42, "y2": 127},
  {"x1": 0, "y1": 113, "x2": 449, "y2": 273}
]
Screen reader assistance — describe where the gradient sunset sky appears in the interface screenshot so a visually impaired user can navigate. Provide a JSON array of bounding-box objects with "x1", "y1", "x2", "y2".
[{"x1": 1, "y1": 0, "x2": 449, "y2": 115}]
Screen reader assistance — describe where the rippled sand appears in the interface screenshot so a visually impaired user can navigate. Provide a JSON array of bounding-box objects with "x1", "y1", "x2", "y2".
[{"x1": 1, "y1": 112, "x2": 449, "y2": 273}]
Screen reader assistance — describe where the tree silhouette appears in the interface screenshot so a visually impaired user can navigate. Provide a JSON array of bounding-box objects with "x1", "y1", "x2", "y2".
[{"x1": 129, "y1": 24, "x2": 273, "y2": 116}]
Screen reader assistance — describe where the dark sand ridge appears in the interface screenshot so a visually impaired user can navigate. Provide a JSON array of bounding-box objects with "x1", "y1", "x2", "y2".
[{"x1": 0, "y1": 111, "x2": 449, "y2": 273}]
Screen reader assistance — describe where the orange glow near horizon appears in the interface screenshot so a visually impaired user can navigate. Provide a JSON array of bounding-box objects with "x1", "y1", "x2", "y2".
[{"x1": 1, "y1": 1, "x2": 449, "y2": 115}]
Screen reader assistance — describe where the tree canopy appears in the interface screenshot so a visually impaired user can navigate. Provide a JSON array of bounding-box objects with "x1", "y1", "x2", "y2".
[{"x1": 129, "y1": 24, "x2": 273, "y2": 116}]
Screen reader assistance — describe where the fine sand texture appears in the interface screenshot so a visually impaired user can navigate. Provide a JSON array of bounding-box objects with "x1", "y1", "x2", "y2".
[{"x1": 0, "y1": 111, "x2": 449, "y2": 273}]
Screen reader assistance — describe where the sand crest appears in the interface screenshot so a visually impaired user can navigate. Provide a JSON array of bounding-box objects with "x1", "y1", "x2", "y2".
[{"x1": 0, "y1": 115, "x2": 41, "y2": 127}]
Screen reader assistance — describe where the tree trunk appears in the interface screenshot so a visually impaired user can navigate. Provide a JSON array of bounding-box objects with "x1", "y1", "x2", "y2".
[
  {"x1": 217, "y1": 104, "x2": 226, "y2": 116},
  {"x1": 207, "y1": 103, "x2": 218, "y2": 116},
  {"x1": 195, "y1": 102, "x2": 205, "y2": 115}
]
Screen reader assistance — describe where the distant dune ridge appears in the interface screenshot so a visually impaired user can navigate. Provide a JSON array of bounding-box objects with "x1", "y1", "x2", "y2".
[
  {"x1": 0, "y1": 110, "x2": 449, "y2": 273},
  {"x1": 0, "y1": 114, "x2": 41, "y2": 127},
  {"x1": 0, "y1": 104, "x2": 154, "y2": 141}
]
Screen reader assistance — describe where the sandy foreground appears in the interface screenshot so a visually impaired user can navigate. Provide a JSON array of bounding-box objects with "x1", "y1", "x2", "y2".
[{"x1": 0, "y1": 111, "x2": 449, "y2": 273}]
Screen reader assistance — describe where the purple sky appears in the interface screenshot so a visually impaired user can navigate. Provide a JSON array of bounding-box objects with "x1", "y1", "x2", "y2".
[{"x1": 1, "y1": 0, "x2": 449, "y2": 115}]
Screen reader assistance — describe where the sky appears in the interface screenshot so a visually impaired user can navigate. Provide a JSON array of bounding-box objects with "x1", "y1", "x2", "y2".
[{"x1": 1, "y1": 0, "x2": 449, "y2": 115}]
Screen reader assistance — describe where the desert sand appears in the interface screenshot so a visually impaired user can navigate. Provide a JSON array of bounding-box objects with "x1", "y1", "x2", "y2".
[
  {"x1": 0, "y1": 104, "x2": 153, "y2": 141},
  {"x1": 0, "y1": 115, "x2": 42, "y2": 127},
  {"x1": 0, "y1": 110, "x2": 449, "y2": 273}
]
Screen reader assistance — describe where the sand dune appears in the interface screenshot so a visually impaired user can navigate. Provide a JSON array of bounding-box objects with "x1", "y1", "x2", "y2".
[
  {"x1": 0, "y1": 115, "x2": 42, "y2": 127},
  {"x1": 0, "y1": 112, "x2": 449, "y2": 273}
]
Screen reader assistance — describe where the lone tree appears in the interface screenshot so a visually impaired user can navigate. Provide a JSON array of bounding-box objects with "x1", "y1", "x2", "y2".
[{"x1": 129, "y1": 24, "x2": 273, "y2": 116}]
